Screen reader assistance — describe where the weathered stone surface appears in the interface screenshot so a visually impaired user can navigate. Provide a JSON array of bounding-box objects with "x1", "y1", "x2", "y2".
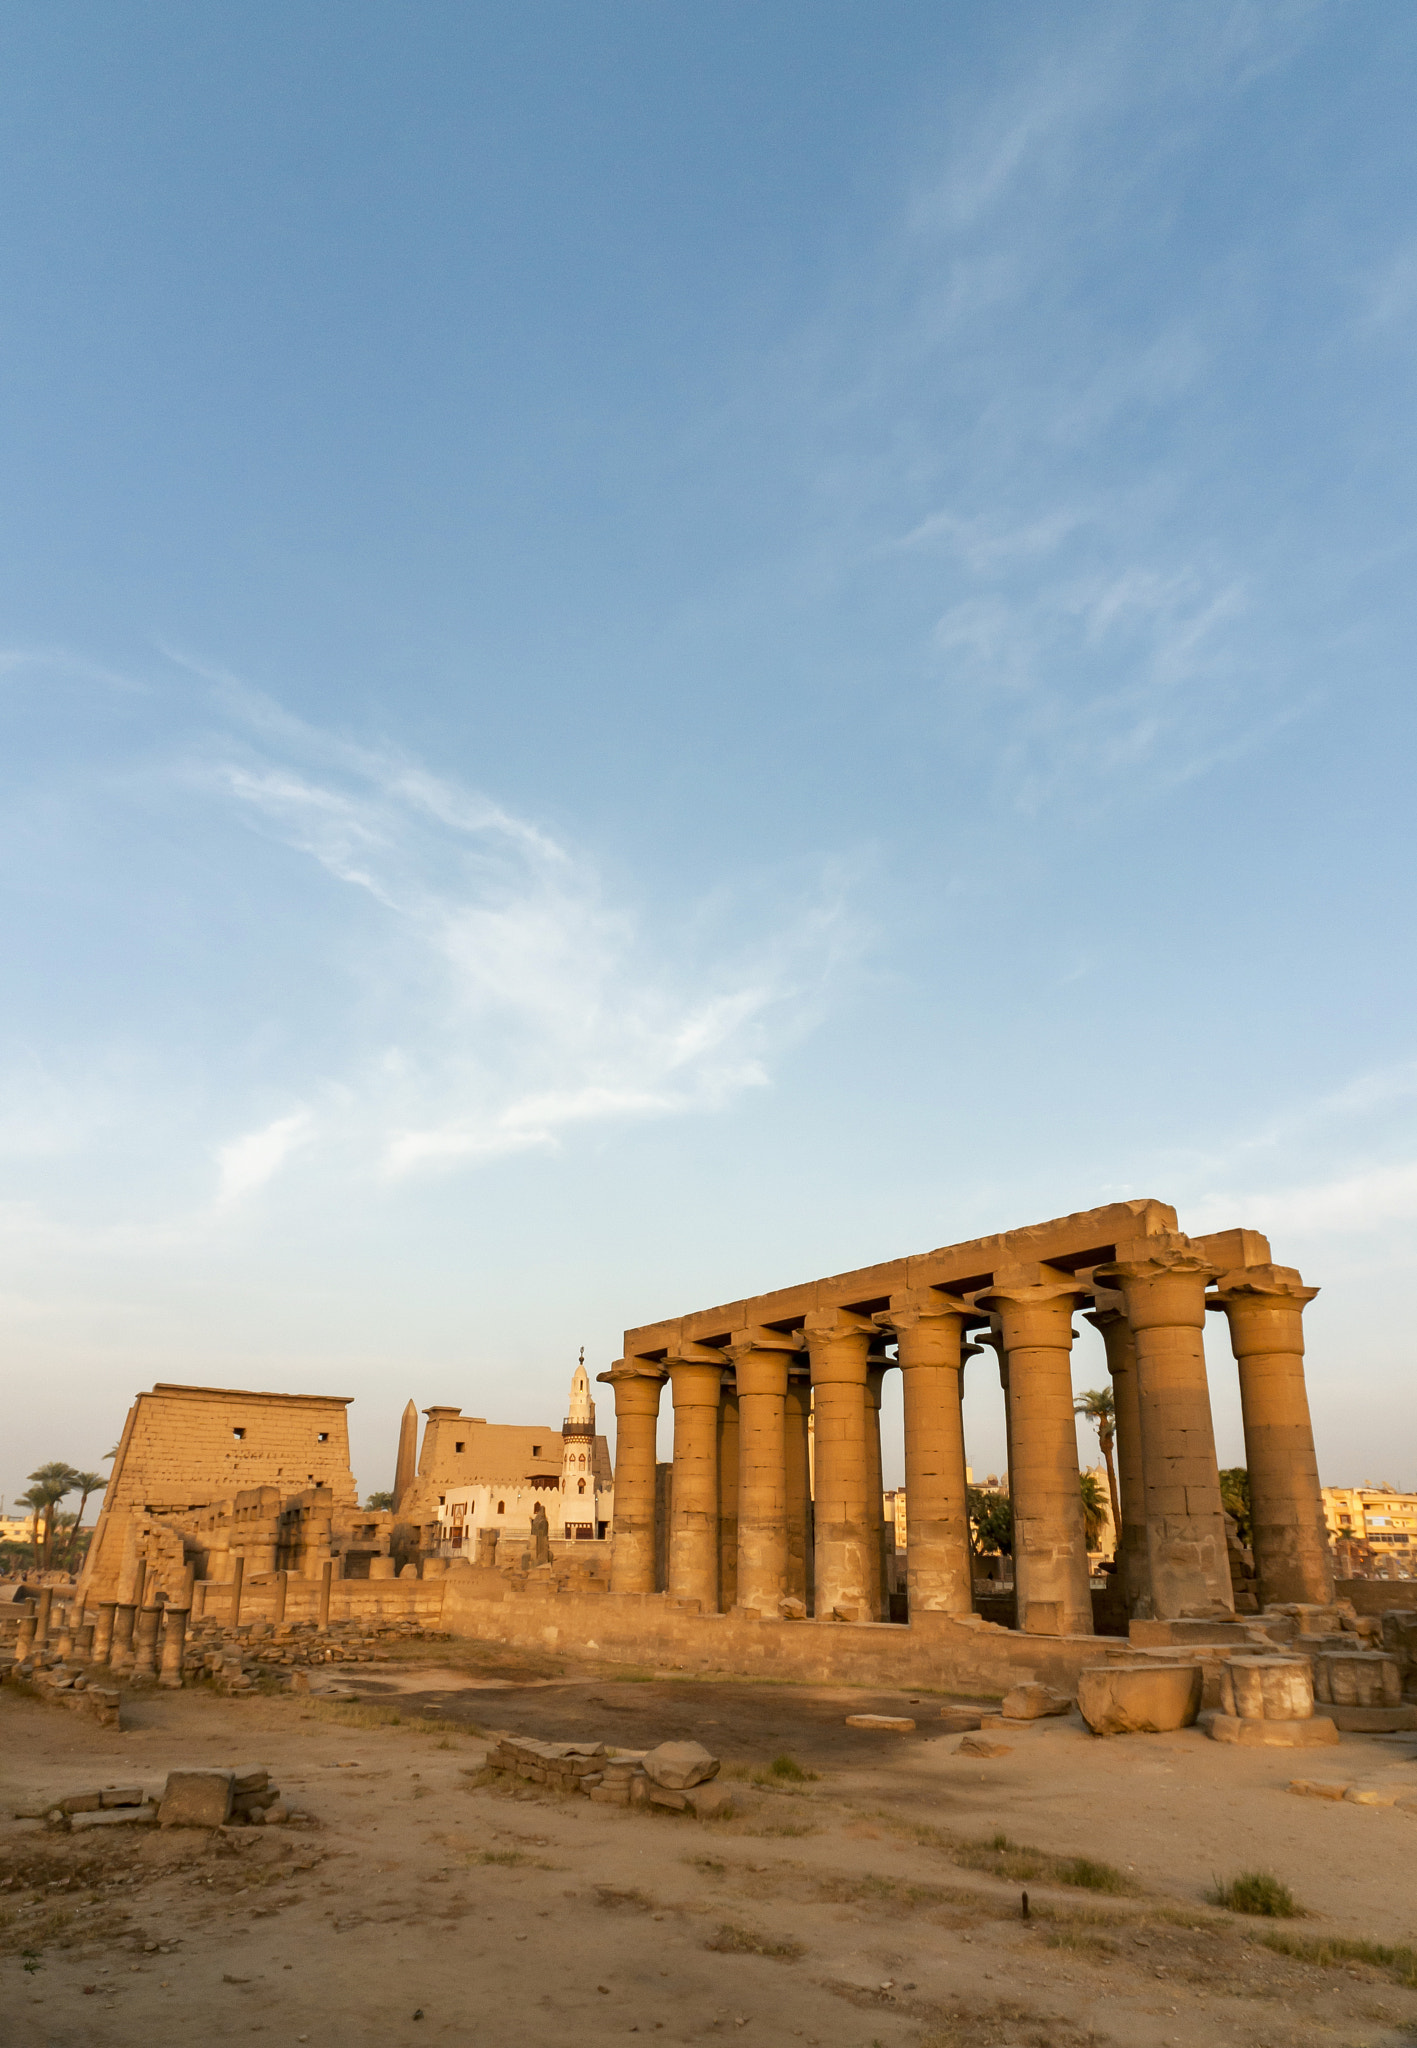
[
  {"x1": 1345, "y1": 1783, "x2": 1403, "y2": 1806},
  {"x1": 70, "y1": 1804, "x2": 159, "y2": 1830},
  {"x1": 957, "y1": 1734, "x2": 1012, "y2": 1757},
  {"x1": 158, "y1": 1768, "x2": 234, "y2": 1828},
  {"x1": 1201, "y1": 1711, "x2": 1340, "y2": 1747},
  {"x1": 1312, "y1": 1650, "x2": 1403, "y2": 1708},
  {"x1": 59, "y1": 1792, "x2": 103, "y2": 1814},
  {"x1": 1325, "y1": 1703, "x2": 1417, "y2": 1733},
  {"x1": 1218, "y1": 1656, "x2": 1313, "y2": 1722},
  {"x1": 1077, "y1": 1662, "x2": 1202, "y2": 1736},
  {"x1": 1000, "y1": 1682, "x2": 1072, "y2": 1720},
  {"x1": 938, "y1": 1707, "x2": 985, "y2": 1731},
  {"x1": 845, "y1": 1714, "x2": 915, "y2": 1732},
  {"x1": 1288, "y1": 1777, "x2": 1350, "y2": 1799},
  {"x1": 641, "y1": 1741, "x2": 719, "y2": 1789},
  {"x1": 689, "y1": 1781, "x2": 733, "y2": 1817},
  {"x1": 648, "y1": 1784, "x2": 688, "y2": 1810},
  {"x1": 99, "y1": 1785, "x2": 144, "y2": 1807}
]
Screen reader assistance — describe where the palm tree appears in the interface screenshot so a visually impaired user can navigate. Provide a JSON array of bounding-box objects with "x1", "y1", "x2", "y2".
[
  {"x1": 20, "y1": 1484, "x2": 49, "y2": 1569},
  {"x1": 62, "y1": 1472, "x2": 107, "y2": 1567},
  {"x1": 1074, "y1": 1388, "x2": 1120, "y2": 1546},
  {"x1": 27, "y1": 1463, "x2": 78, "y2": 1570},
  {"x1": 364, "y1": 1491, "x2": 395, "y2": 1512},
  {"x1": 1079, "y1": 1469, "x2": 1108, "y2": 1552}
]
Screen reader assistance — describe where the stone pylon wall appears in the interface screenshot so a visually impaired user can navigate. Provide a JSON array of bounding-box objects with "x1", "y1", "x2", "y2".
[{"x1": 80, "y1": 1383, "x2": 358, "y2": 1602}]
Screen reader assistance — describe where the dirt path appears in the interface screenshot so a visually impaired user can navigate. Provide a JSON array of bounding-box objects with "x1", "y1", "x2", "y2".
[{"x1": 5, "y1": 1650, "x2": 1417, "y2": 2048}]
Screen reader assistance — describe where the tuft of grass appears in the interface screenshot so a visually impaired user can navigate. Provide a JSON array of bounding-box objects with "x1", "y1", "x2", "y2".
[
  {"x1": 1053, "y1": 1856, "x2": 1132, "y2": 1896},
  {"x1": 1261, "y1": 1933, "x2": 1417, "y2": 1987},
  {"x1": 766, "y1": 1754, "x2": 817, "y2": 1783},
  {"x1": 470, "y1": 1849, "x2": 535, "y2": 1866},
  {"x1": 1209, "y1": 1871, "x2": 1301, "y2": 1918},
  {"x1": 705, "y1": 1922, "x2": 805, "y2": 1961}
]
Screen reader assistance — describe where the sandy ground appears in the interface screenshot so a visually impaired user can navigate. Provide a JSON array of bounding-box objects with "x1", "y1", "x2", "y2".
[{"x1": 5, "y1": 1641, "x2": 1417, "y2": 2048}]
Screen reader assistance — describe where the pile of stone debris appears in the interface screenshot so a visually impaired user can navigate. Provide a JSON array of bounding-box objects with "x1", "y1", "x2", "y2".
[
  {"x1": 486, "y1": 1736, "x2": 731, "y2": 1817},
  {"x1": 2, "y1": 1654, "x2": 121, "y2": 1725},
  {"x1": 21, "y1": 1767, "x2": 311, "y2": 1832},
  {"x1": 184, "y1": 1616, "x2": 452, "y2": 1694}
]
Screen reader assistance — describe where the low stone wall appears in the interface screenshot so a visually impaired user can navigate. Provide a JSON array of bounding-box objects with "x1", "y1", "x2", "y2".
[
  {"x1": 439, "y1": 1563, "x2": 1123, "y2": 1697},
  {"x1": 197, "y1": 1575, "x2": 445, "y2": 1628},
  {"x1": 1335, "y1": 1578, "x2": 1417, "y2": 1617}
]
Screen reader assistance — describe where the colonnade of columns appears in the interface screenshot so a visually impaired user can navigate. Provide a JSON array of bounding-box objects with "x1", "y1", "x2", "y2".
[{"x1": 601, "y1": 1234, "x2": 1333, "y2": 1635}]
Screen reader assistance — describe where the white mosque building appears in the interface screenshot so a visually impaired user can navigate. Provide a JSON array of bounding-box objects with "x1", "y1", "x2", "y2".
[{"x1": 434, "y1": 1355, "x2": 613, "y2": 1556}]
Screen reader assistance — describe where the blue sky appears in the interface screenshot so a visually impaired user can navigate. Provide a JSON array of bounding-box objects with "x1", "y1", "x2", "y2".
[{"x1": 3, "y1": 2, "x2": 1416, "y2": 1508}]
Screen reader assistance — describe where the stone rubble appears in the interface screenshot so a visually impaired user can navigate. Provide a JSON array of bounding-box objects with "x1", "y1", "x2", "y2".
[{"x1": 485, "y1": 1734, "x2": 730, "y2": 1817}]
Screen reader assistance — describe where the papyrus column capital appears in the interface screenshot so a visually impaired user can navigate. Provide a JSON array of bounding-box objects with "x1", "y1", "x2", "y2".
[{"x1": 1209, "y1": 1266, "x2": 1319, "y2": 1352}]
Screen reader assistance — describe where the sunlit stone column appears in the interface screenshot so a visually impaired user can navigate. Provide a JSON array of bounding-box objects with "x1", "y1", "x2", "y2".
[
  {"x1": 666, "y1": 1350, "x2": 725, "y2": 1609},
  {"x1": 598, "y1": 1361, "x2": 667, "y2": 1595},
  {"x1": 977, "y1": 1267, "x2": 1093, "y2": 1636},
  {"x1": 1211, "y1": 1265, "x2": 1333, "y2": 1608},
  {"x1": 803, "y1": 1308, "x2": 877, "y2": 1619},
  {"x1": 728, "y1": 1332, "x2": 800, "y2": 1614},
  {"x1": 1095, "y1": 1239, "x2": 1232, "y2": 1620},
  {"x1": 1085, "y1": 1291, "x2": 1152, "y2": 1617},
  {"x1": 877, "y1": 1290, "x2": 976, "y2": 1615},
  {"x1": 717, "y1": 1384, "x2": 740, "y2": 1612},
  {"x1": 784, "y1": 1374, "x2": 813, "y2": 1609},
  {"x1": 159, "y1": 1605, "x2": 188, "y2": 1688}
]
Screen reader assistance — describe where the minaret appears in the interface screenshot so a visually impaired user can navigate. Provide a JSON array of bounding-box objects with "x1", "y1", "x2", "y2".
[
  {"x1": 561, "y1": 1349, "x2": 597, "y2": 1535},
  {"x1": 393, "y1": 1400, "x2": 419, "y2": 1513}
]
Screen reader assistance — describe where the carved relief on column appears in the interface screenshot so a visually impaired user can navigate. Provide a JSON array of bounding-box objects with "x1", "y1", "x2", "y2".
[
  {"x1": 665, "y1": 1349, "x2": 726, "y2": 1610},
  {"x1": 802, "y1": 1307, "x2": 877, "y2": 1620},
  {"x1": 598, "y1": 1361, "x2": 667, "y2": 1596},
  {"x1": 976, "y1": 1266, "x2": 1093, "y2": 1637},
  {"x1": 1084, "y1": 1290, "x2": 1152, "y2": 1618},
  {"x1": 1094, "y1": 1237, "x2": 1232, "y2": 1621},
  {"x1": 875, "y1": 1289, "x2": 976, "y2": 1616},
  {"x1": 1210, "y1": 1265, "x2": 1332, "y2": 1608},
  {"x1": 727, "y1": 1329, "x2": 801, "y2": 1614}
]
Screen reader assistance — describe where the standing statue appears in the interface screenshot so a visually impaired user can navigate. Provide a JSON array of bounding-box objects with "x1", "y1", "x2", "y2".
[{"x1": 530, "y1": 1500, "x2": 551, "y2": 1566}]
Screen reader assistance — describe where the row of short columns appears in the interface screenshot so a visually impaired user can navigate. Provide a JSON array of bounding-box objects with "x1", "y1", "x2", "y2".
[{"x1": 601, "y1": 1239, "x2": 1333, "y2": 1633}]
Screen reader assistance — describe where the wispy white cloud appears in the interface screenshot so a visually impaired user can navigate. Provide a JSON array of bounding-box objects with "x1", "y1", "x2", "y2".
[{"x1": 216, "y1": 1111, "x2": 315, "y2": 1203}]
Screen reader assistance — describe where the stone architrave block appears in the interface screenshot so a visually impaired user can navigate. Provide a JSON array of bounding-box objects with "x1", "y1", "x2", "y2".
[
  {"x1": 1076, "y1": 1663, "x2": 1202, "y2": 1736},
  {"x1": 1219, "y1": 1656, "x2": 1314, "y2": 1722},
  {"x1": 845, "y1": 1714, "x2": 915, "y2": 1732},
  {"x1": 158, "y1": 1769, "x2": 234, "y2": 1828},
  {"x1": 641, "y1": 1741, "x2": 719, "y2": 1790},
  {"x1": 1000, "y1": 1683, "x2": 1072, "y2": 1721},
  {"x1": 648, "y1": 1785, "x2": 688, "y2": 1811},
  {"x1": 1312, "y1": 1651, "x2": 1403, "y2": 1708}
]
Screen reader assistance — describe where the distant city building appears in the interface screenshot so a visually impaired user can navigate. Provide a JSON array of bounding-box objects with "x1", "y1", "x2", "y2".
[
  {"x1": 434, "y1": 1357, "x2": 614, "y2": 1557},
  {"x1": 1323, "y1": 1484, "x2": 1417, "y2": 1579}
]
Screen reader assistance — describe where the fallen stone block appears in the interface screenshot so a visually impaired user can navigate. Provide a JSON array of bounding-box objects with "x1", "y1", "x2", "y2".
[
  {"x1": 1077, "y1": 1663, "x2": 1202, "y2": 1736},
  {"x1": 648, "y1": 1785, "x2": 689, "y2": 1811},
  {"x1": 844, "y1": 1715, "x2": 915, "y2": 1733},
  {"x1": 689, "y1": 1782, "x2": 733, "y2": 1818},
  {"x1": 59, "y1": 1792, "x2": 103, "y2": 1815},
  {"x1": 1000, "y1": 1683, "x2": 1072, "y2": 1721},
  {"x1": 70, "y1": 1803, "x2": 159, "y2": 1831},
  {"x1": 158, "y1": 1768, "x2": 235, "y2": 1829},
  {"x1": 1289, "y1": 1778, "x2": 1351, "y2": 1799},
  {"x1": 937, "y1": 1708, "x2": 984, "y2": 1732},
  {"x1": 1313, "y1": 1650, "x2": 1403, "y2": 1709},
  {"x1": 99, "y1": 1786, "x2": 145, "y2": 1808},
  {"x1": 641, "y1": 1741, "x2": 719, "y2": 1789},
  {"x1": 1201, "y1": 1711, "x2": 1340, "y2": 1748},
  {"x1": 1345, "y1": 1783, "x2": 1404, "y2": 1806},
  {"x1": 957, "y1": 1735, "x2": 1012, "y2": 1758}
]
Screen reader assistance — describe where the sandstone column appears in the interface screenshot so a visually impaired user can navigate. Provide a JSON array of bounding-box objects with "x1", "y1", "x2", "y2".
[
  {"x1": 1084, "y1": 1293, "x2": 1152, "y2": 1617},
  {"x1": 229, "y1": 1553, "x2": 244, "y2": 1627},
  {"x1": 803, "y1": 1308, "x2": 878, "y2": 1620},
  {"x1": 865, "y1": 1363, "x2": 891, "y2": 1619},
  {"x1": 34, "y1": 1585, "x2": 53, "y2": 1647},
  {"x1": 1212, "y1": 1265, "x2": 1333, "y2": 1608},
  {"x1": 319, "y1": 1558, "x2": 334, "y2": 1629},
  {"x1": 131, "y1": 1601, "x2": 162, "y2": 1679},
  {"x1": 92, "y1": 1600, "x2": 117, "y2": 1664},
  {"x1": 878, "y1": 1290, "x2": 976, "y2": 1614},
  {"x1": 977, "y1": 1268, "x2": 1093, "y2": 1636},
  {"x1": 728, "y1": 1333, "x2": 800, "y2": 1614},
  {"x1": 1095, "y1": 1239, "x2": 1232, "y2": 1620},
  {"x1": 666, "y1": 1350, "x2": 725, "y2": 1609},
  {"x1": 159, "y1": 1605, "x2": 187, "y2": 1688},
  {"x1": 598, "y1": 1362, "x2": 666, "y2": 1595},
  {"x1": 717, "y1": 1384, "x2": 740, "y2": 1611},
  {"x1": 784, "y1": 1374, "x2": 814, "y2": 1609}
]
